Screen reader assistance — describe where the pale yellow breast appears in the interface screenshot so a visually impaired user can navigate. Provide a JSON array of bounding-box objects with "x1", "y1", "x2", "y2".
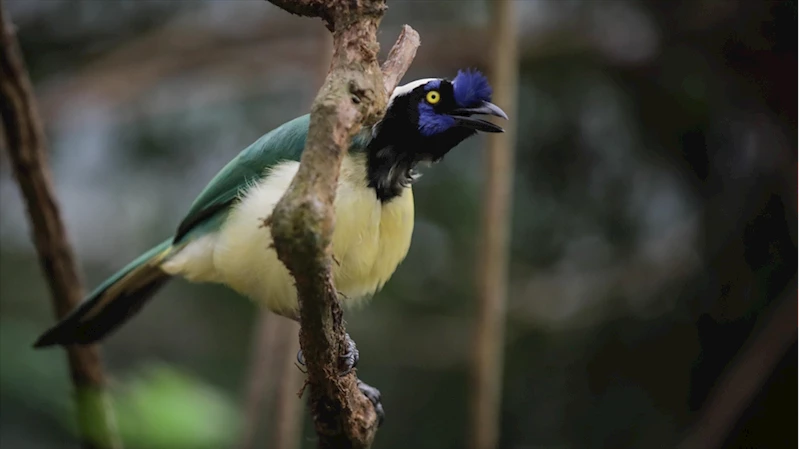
[
  {"x1": 176, "y1": 154, "x2": 414, "y2": 316},
  {"x1": 331, "y1": 155, "x2": 415, "y2": 304}
]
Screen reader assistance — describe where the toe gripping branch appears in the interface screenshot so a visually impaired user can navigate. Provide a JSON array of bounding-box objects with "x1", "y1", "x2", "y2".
[{"x1": 296, "y1": 332, "x2": 385, "y2": 426}]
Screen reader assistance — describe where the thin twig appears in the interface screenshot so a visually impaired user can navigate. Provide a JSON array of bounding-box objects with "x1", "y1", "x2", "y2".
[
  {"x1": 264, "y1": 0, "x2": 419, "y2": 447},
  {"x1": 0, "y1": 4, "x2": 122, "y2": 449},
  {"x1": 471, "y1": 0, "x2": 519, "y2": 448}
]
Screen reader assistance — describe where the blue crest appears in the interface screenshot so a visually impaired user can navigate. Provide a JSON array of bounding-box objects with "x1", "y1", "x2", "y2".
[{"x1": 452, "y1": 69, "x2": 492, "y2": 107}]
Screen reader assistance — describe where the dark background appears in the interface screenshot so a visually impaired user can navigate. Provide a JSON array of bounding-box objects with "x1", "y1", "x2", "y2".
[{"x1": 1, "y1": 1, "x2": 796, "y2": 448}]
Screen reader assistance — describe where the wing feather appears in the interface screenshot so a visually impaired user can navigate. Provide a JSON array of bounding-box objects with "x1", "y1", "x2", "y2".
[{"x1": 173, "y1": 114, "x2": 310, "y2": 243}]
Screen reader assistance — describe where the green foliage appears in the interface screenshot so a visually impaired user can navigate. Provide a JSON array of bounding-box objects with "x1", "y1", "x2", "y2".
[
  {"x1": 0, "y1": 319, "x2": 240, "y2": 449},
  {"x1": 112, "y1": 365, "x2": 241, "y2": 449}
]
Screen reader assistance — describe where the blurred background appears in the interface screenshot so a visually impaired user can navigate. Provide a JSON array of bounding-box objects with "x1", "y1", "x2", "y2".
[{"x1": 0, "y1": 1, "x2": 796, "y2": 448}]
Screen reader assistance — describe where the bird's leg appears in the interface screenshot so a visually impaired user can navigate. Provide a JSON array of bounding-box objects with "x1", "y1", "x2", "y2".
[
  {"x1": 358, "y1": 379, "x2": 385, "y2": 427},
  {"x1": 295, "y1": 332, "x2": 360, "y2": 376}
]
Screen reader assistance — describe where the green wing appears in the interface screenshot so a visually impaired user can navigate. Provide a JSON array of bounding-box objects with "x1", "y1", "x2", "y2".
[
  {"x1": 173, "y1": 114, "x2": 311, "y2": 244},
  {"x1": 34, "y1": 114, "x2": 375, "y2": 348}
]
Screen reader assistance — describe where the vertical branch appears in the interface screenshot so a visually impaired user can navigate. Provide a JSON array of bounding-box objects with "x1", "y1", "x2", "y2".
[
  {"x1": 238, "y1": 24, "x2": 330, "y2": 449},
  {"x1": 237, "y1": 310, "x2": 284, "y2": 449},
  {"x1": 264, "y1": 1, "x2": 420, "y2": 448},
  {"x1": 268, "y1": 27, "x2": 333, "y2": 449},
  {"x1": 470, "y1": 0, "x2": 518, "y2": 448},
  {"x1": 270, "y1": 318, "x2": 305, "y2": 449},
  {"x1": 238, "y1": 312, "x2": 307, "y2": 449},
  {"x1": 0, "y1": 4, "x2": 122, "y2": 449},
  {"x1": 238, "y1": 311, "x2": 306, "y2": 449}
]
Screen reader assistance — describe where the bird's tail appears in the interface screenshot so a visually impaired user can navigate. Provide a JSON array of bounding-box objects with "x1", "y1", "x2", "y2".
[{"x1": 33, "y1": 238, "x2": 176, "y2": 348}]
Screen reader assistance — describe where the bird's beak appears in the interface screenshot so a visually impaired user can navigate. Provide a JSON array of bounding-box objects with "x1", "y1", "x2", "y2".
[{"x1": 450, "y1": 101, "x2": 509, "y2": 133}]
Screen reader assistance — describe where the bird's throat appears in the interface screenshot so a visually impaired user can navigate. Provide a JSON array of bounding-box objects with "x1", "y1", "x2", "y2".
[{"x1": 365, "y1": 145, "x2": 421, "y2": 203}]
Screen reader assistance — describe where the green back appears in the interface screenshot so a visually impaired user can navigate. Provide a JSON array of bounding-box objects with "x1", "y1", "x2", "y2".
[
  {"x1": 173, "y1": 114, "x2": 311, "y2": 243},
  {"x1": 173, "y1": 114, "x2": 373, "y2": 244}
]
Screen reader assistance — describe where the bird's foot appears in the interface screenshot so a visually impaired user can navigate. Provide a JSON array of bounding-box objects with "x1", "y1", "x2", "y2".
[
  {"x1": 295, "y1": 332, "x2": 359, "y2": 376},
  {"x1": 358, "y1": 379, "x2": 385, "y2": 427},
  {"x1": 338, "y1": 332, "x2": 359, "y2": 375},
  {"x1": 295, "y1": 350, "x2": 307, "y2": 374}
]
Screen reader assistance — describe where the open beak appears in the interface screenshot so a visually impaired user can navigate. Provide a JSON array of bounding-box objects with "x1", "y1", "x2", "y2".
[{"x1": 450, "y1": 101, "x2": 509, "y2": 133}]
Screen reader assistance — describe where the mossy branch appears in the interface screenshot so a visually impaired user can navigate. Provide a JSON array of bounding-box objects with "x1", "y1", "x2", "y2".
[{"x1": 264, "y1": 1, "x2": 419, "y2": 447}]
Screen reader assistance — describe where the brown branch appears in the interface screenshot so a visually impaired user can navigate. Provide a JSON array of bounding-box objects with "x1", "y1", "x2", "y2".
[
  {"x1": 267, "y1": 0, "x2": 333, "y2": 28},
  {"x1": 470, "y1": 0, "x2": 519, "y2": 448},
  {"x1": 380, "y1": 25, "x2": 421, "y2": 94},
  {"x1": 264, "y1": 1, "x2": 418, "y2": 448},
  {"x1": 237, "y1": 310, "x2": 285, "y2": 449},
  {"x1": 677, "y1": 279, "x2": 798, "y2": 449},
  {"x1": 0, "y1": 4, "x2": 122, "y2": 449},
  {"x1": 271, "y1": 318, "x2": 306, "y2": 449},
  {"x1": 237, "y1": 311, "x2": 306, "y2": 449},
  {"x1": 238, "y1": 27, "x2": 330, "y2": 449}
]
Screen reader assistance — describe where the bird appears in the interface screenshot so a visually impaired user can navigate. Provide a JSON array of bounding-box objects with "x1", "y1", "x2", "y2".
[{"x1": 33, "y1": 70, "x2": 508, "y2": 414}]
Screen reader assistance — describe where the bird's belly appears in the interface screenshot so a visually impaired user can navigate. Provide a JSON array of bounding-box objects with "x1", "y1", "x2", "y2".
[
  {"x1": 331, "y1": 172, "x2": 415, "y2": 305},
  {"x1": 210, "y1": 159, "x2": 414, "y2": 315}
]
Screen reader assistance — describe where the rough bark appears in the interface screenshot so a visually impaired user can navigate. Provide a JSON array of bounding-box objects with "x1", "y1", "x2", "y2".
[
  {"x1": 238, "y1": 27, "x2": 330, "y2": 449},
  {"x1": 0, "y1": 4, "x2": 122, "y2": 449},
  {"x1": 471, "y1": 0, "x2": 518, "y2": 448},
  {"x1": 264, "y1": 1, "x2": 419, "y2": 448}
]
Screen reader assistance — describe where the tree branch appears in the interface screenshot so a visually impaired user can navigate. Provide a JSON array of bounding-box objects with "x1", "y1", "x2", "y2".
[
  {"x1": 267, "y1": 0, "x2": 339, "y2": 29},
  {"x1": 237, "y1": 311, "x2": 306, "y2": 449},
  {"x1": 471, "y1": 0, "x2": 518, "y2": 448},
  {"x1": 677, "y1": 279, "x2": 798, "y2": 449},
  {"x1": 264, "y1": 1, "x2": 419, "y2": 448},
  {"x1": 380, "y1": 25, "x2": 421, "y2": 94},
  {"x1": 271, "y1": 318, "x2": 305, "y2": 449},
  {"x1": 0, "y1": 4, "x2": 122, "y2": 449},
  {"x1": 237, "y1": 310, "x2": 284, "y2": 449}
]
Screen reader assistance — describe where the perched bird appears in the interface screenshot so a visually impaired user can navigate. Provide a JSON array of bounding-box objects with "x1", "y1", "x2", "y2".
[{"x1": 34, "y1": 70, "x2": 507, "y2": 400}]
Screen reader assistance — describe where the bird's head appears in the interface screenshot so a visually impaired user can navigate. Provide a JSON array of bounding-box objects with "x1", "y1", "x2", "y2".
[{"x1": 366, "y1": 69, "x2": 508, "y2": 201}]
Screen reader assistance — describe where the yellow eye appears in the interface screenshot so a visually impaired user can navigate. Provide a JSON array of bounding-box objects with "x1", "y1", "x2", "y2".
[{"x1": 426, "y1": 90, "x2": 441, "y2": 104}]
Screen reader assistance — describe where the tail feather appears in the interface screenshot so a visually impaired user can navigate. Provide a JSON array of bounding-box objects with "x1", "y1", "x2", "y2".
[{"x1": 34, "y1": 239, "x2": 175, "y2": 348}]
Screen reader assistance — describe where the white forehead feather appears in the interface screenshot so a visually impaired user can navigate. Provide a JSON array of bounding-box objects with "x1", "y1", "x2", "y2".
[
  {"x1": 388, "y1": 78, "x2": 439, "y2": 105},
  {"x1": 371, "y1": 78, "x2": 440, "y2": 137}
]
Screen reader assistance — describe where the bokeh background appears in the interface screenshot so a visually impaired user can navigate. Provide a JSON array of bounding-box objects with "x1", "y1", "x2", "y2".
[{"x1": 1, "y1": 1, "x2": 796, "y2": 448}]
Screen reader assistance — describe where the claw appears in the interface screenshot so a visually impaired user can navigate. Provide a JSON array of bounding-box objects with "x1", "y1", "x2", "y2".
[
  {"x1": 295, "y1": 333, "x2": 359, "y2": 376},
  {"x1": 338, "y1": 333, "x2": 359, "y2": 376},
  {"x1": 295, "y1": 335, "x2": 381, "y2": 425},
  {"x1": 358, "y1": 379, "x2": 385, "y2": 427}
]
